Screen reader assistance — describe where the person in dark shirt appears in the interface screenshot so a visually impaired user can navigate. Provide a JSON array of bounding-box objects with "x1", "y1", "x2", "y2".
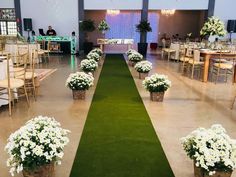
[{"x1": 46, "y1": 26, "x2": 57, "y2": 36}]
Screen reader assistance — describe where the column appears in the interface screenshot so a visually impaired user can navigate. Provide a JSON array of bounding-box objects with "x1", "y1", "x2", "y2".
[
  {"x1": 78, "y1": 0, "x2": 85, "y2": 52},
  {"x1": 140, "y1": 0, "x2": 149, "y2": 43},
  {"x1": 14, "y1": 0, "x2": 22, "y2": 35}
]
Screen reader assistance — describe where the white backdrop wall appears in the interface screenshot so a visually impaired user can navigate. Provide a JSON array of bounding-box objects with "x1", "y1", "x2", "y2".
[
  {"x1": 20, "y1": 0, "x2": 79, "y2": 37},
  {"x1": 149, "y1": 0, "x2": 209, "y2": 10},
  {"x1": 0, "y1": 0, "x2": 14, "y2": 8},
  {"x1": 84, "y1": 0, "x2": 142, "y2": 10},
  {"x1": 214, "y1": 0, "x2": 236, "y2": 38}
]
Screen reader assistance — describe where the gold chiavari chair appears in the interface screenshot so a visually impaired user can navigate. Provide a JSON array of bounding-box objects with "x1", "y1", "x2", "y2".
[
  {"x1": 179, "y1": 47, "x2": 192, "y2": 74},
  {"x1": 211, "y1": 49, "x2": 234, "y2": 84},
  {"x1": 23, "y1": 49, "x2": 38, "y2": 100},
  {"x1": 187, "y1": 49, "x2": 204, "y2": 79},
  {"x1": 0, "y1": 54, "x2": 29, "y2": 116}
]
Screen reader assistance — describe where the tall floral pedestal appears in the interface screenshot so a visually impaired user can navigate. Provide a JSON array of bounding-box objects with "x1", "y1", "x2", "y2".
[
  {"x1": 23, "y1": 163, "x2": 54, "y2": 177},
  {"x1": 139, "y1": 72, "x2": 149, "y2": 79},
  {"x1": 194, "y1": 163, "x2": 232, "y2": 177},
  {"x1": 72, "y1": 90, "x2": 86, "y2": 100},
  {"x1": 150, "y1": 92, "x2": 165, "y2": 102}
]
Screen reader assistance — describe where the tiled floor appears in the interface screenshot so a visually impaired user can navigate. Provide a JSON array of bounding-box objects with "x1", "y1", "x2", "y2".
[{"x1": 0, "y1": 53, "x2": 236, "y2": 177}]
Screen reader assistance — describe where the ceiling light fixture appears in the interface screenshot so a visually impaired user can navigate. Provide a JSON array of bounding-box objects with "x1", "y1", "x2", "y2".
[
  {"x1": 106, "y1": 9, "x2": 120, "y2": 16},
  {"x1": 161, "y1": 9, "x2": 176, "y2": 16}
]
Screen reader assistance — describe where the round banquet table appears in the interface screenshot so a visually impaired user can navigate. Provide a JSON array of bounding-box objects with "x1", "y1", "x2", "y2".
[{"x1": 5, "y1": 43, "x2": 41, "y2": 63}]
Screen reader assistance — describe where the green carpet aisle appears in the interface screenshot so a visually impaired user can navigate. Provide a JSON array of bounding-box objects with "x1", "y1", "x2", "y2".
[{"x1": 70, "y1": 54, "x2": 174, "y2": 177}]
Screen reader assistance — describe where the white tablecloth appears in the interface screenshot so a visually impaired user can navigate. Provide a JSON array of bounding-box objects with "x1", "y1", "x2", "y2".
[
  {"x1": 0, "y1": 59, "x2": 15, "y2": 107},
  {"x1": 5, "y1": 43, "x2": 40, "y2": 63}
]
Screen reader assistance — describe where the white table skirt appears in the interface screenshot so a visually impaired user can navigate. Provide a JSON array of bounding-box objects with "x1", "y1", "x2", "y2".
[
  {"x1": 5, "y1": 43, "x2": 41, "y2": 63},
  {"x1": 0, "y1": 59, "x2": 16, "y2": 107}
]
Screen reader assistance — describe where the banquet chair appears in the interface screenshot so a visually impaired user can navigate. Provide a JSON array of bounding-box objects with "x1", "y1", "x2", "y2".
[
  {"x1": 161, "y1": 43, "x2": 177, "y2": 61},
  {"x1": 179, "y1": 47, "x2": 193, "y2": 74},
  {"x1": 0, "y1": 54, "x2": 29, "y2": 116},
  {"x1": 211, "y1": 51, "x2": 234, "y2": 84},
  {"x1": 187, "y1": 49, "x2": 204, "y2": 79},
  {"x1": 36, "y1": 43, "x2": 50, "y2": 63},
  {"x1": 13, "y1": 44, "x2": 29, "y2": 69},
  {"x1": 17, "y1": 50, "x2": 38, "y2": 100}
]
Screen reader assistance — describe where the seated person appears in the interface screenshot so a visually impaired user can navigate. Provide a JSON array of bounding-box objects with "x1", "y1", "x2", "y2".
[
  {"x1": 30, "y1": 30, "x2": 36, "y2": 43},
  {"x1": 46, "y1": 26, "x2": 57, "y2": 36}
]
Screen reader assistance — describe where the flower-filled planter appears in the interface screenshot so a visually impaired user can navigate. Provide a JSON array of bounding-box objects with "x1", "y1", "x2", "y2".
[
  {"x1": 5, "y1": 116, "x2": 70, "y2": 177},
  {"x1": 90, "y1": 48, "x2": 103, "y2": 57},
  {"x1": 98, "y1": 20, "x2": 110, "y2": 34},
  {"x1": 66, "y1": 72, "x2": 94, "y2": 100},
  {"x1": 142, "y1": 74, "x2": 171, "y2": 102},
  {"x1": 80, "y1": 59, "x2": 98, "y2": 75},
  {"x1": 128, "y1": 52, "x2": 143, "y2": 67},
  {"x1": 200, "y1": 16, "x2": 227, "y2": 42},
  {"x1": 126, "y1": 49, "x2": 138, "y2": 57},
  {"x1": 181, "y1": 124, "x2": 236, "y2": 177},
  {"x1": 134, "y1": 61, "x2": 152, "y2": 79},
  {"x1": 87, "y1": 52, "x2": 101, "y2": 62}
]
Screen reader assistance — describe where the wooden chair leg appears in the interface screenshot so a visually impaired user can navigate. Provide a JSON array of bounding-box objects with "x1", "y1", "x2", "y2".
[
  {"x1": 191, "y1": 65, "x2": 195, "y2": 79},
  {"x1": 23, "y1": 85, "x2": 30, "y2": 107},
  {"x1": 8, "y1": 88, "x2": 12, "y2": 116}
]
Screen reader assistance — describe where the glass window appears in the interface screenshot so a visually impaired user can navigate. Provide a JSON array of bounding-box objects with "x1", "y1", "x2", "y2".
[
  {"x1": 0, "y1": 21, "x2": 17, "y2": 35},
  {"x1": 0, "y1": 21, "x2": 7, "y2": 35}
]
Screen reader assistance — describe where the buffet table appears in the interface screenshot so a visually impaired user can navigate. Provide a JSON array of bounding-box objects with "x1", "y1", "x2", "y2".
[
  {"x1": 36, "y1": 36, "x2": 76, "y2": 54},
  {"x1": 200, "y1": 50, "x2": 236, "y2": 83},
  {"x1": 97, "y1": 38, "x2": 134, "y2": 51}
]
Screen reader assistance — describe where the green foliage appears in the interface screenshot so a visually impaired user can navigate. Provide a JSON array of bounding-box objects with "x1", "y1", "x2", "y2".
[
  {"x1": 79, "y1": 19, "x2": 96, "y2": 32},
  {"x1": 136, "y1": 20, "x2": 152, "y2": 33}
]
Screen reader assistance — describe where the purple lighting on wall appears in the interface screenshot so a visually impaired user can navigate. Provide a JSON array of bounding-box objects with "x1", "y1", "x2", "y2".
[{"x1": 105, "y1": 12, "x2": 159, "y2": 43}]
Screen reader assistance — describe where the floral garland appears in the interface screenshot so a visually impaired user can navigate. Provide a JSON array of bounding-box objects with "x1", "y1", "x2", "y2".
[
  {"x1": 181, "y1": 124, "x2": 236, "y2": 176},
  {"x1": 200, "y1": 16, "x2": 227, "y2": 37},
  {"x1": 66, "y1": 72, "x2": 94, "y2": 90},
  {"x1": 80, "y1": 59, "x2": 98, "y2": 72},
  {"x1": 143, "y1": 74, "x2": 171, "y2": 92},
  {"x1": 5, "y1": 116, "x2": 70, "y2": 176},
  {"x1": 98, "y1": 20, "x2": 110, "y2": 32},
  {"x1": 134, "y1": 61, "x2": 152, "y2": 73}
]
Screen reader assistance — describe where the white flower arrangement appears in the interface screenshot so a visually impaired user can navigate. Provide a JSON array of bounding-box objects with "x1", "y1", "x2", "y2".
[
  {"x1": 66, "y1": 72, "x2": 94, "y2": 90},
  {"x1": 126, "y1": 49, "x2": 138, "y2": 56},
  {"x1": 90, "y1": 48, "x2": 103, "y2": 56},
  {"x1": 200, "y1": 16, "x2": 227, "y2": 37},
  {"x1": 5, "y1": 116, "x2": 70, "y2": 176},
  {"x1": 134, "y1": 61, "x2": 152, "y2": 73},
  {"x1": 181, "y1": 124, "x2": 236, "y2": 176},
  {"x1": 128, "y1": 52, "x2": 143, "y2": 62},
  {"x1": 98, "y1": 20, "x2": 110, "y2": 33},
  {"x1": 80, "y1": 59, "x2": 98, "y2": 72},
  {"x1": 142, "y1": 74, "x2": 171, "y2": 92},
  {"x1": 87, "y1": 52, "x2": 100, "y2": 62}
]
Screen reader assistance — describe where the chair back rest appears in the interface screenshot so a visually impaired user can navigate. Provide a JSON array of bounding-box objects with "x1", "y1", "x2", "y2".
[
  {"x1": 186, "y1": 48, "x2": 193, "y2": 57},
  {"x1": 193, "y1": 50, "x2": 201, "y2": 62},
  {"x1": 162, "y1": 39, "x2": 166, "y2": 48}
]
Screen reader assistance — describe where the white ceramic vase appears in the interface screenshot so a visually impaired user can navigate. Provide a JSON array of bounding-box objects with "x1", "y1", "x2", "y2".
[{"x1": 208, "y1": 35, "x2": 218, "y2": 43}]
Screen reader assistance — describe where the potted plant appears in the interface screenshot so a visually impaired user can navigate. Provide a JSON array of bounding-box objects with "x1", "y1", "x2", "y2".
[
  {"x1": 90, "y1": 48, "x2": 103, "y2": 57},
  {"x1": 80, "y1": 59, "x2": 98, "y2": 75},
  {"x1": 87, "y1": 52, "x2": 101, "y2": 63},
  {"x1": 134, "y1": 61, "x2": 152, "y2": 79},
  {"x1": 66, "y1": 72, "x2": 94, "y2": 100},
  {"x1": 142, "y1": 74, "x2": 171, "y2": 102},
  {"x1": 98, "y1": 20, "x2": 110, "y2": 35},
  {"x1": 126, "y1": 49, "x2": 138, "y2": 57},
  {"x1": 127, "y1": 52, "x2": 143, "y2": 67},
  {"x1": 5, "y1": 116, "x2": 70, "y2": 177},
  {"x1": 181, "y1": 124, "x2": 236, "y2": 177},
  {"x1": 200, "y1": 16, "x2": 227, "y2": 43},
  {"x1": 80, "y1": 19, "x2": 96, "y2": 54},
  {"x1": 136, "y1": 20, "x2": 152, "y2": 56}
]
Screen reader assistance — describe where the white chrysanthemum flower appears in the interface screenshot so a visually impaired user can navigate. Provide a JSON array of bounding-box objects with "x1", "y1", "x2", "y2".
[
  {"x1": 134, "y1": 61, "x2": 152, "y2": 73},
  {"x1": 5, "y1": 116, "x2": 70, "y2": 176}
]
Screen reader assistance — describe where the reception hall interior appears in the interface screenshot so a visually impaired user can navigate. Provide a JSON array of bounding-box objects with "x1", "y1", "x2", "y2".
[{"x1": 1, "y1": 0, "x2": 236, "y2": 177}]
